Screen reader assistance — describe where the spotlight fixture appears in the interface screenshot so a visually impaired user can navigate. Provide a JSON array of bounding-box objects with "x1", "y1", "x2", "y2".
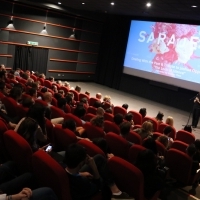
[
  {"x1": 82, "y1": 2, "x2": 85, "y2": 4},
  {"x1": 58, "y1": 2, "x2": 61, "y2": 4},
  {"x1": 146, "y1": 2, "x2": 151, "y2": 7},
  {"x1": 6, "y1": 16, "x2": 15, "y2": 30},
  {"x1": 40, "y1": 23, "x2": 48, "y2": 34},
  {"x1": 69, "y1": 28, "x2": 76, "y2": 39},
  {"x1": 111, "y1": 2, "x2": 115, "y2": 5},
  {"x1": 192, "y1": 5, "x2": 197, "y2": 7}
]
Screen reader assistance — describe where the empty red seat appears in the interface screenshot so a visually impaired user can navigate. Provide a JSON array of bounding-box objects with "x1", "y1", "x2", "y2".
[
  {"x1": 104, "y1": 112, "x2": 114, "y2": 122},
  {"x1": 176, "y1": 130, "x2": 195, "y2": 144},
  {"x1": 87, "y1": 106, "x2": 97, "y2": 115},
  {"x1": 44, "y1": 80, "x2": 52, "y2": 89},
  {"x1": 89, "y1": 97, "x2": 100, "y2": 106},
  {"x1": 104, "y1": 120, "x2": 120, "y2": 134},
  {"x1": 126, "y1": 130, "x2": 142, "y2": 145},
  {"x1": 171, "y1": 141, "x2": 188, "y2": 153},
  {"x1": 113, "y1": 106, "x2": 127, "y2": 116}
]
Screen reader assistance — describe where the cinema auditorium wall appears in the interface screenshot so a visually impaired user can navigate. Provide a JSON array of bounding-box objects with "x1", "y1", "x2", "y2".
[{"x1": 0, "y1": 0, "x2": 103, "y2": 80}]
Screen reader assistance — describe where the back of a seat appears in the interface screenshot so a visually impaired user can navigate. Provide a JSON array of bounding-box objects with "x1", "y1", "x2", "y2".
[
  {"x1": 142, "y1": 116, "x2": 158, "y2": 132},
  {"x1": 152, "y1": 132, "x2": 163, "y2": 140},
  {"x1": 69, "y1": 90, "x2": 79, "y2": 101},
  {"x1": 87, "y1": 106, "x2": 97, "y2": 115},
  {"x1": 166, "y1": 149, "x2": 192, "y2": 185},
  {"x1": 89, "y1": 97, "x2": 100, "y2": 106},
  {"x1": 17, "y1": 105, "x2": 29, "y2": 119},
  {"x1": 126, "y1": 130, "x2": 142, "y2": 145},
  {"x1": 108, "y1": 156, "x2": 144, "y2": 200},
  {"x1": 44, "y1": 80, "x2": 52, "y2": 89},
  {"x1": 79, "y1": 93, "x2": 90, "y2": 101},
  {"x1": 64, "y1": 113, "x2": 83, "y2": 127},
  {"x1": 37, "y1": 78, "x2": 44, "y2": 86},
  {"x1": 51, "y1": 106, "x2": 66, "y2": 119},
  {"x1": 128, "y1": 144, "x2": 146, "y2": 164},
  {"x1": 128, "y1": 111, "x2": 142, "y2": 125},
  {"x1": 104, "y1": 112, "x2": 114, "y2": 122},
  {"x1": 60, "y1": 86, "x2": 69, "y2": 95},
  {"x1": 32, "y1": 150, "x2": 71, "y2": 200},
  {"x1": 84, "y1": 113, "x2": 95, "y2": 122},
  {"x1": 2, "y1": 97, "x2": 18, "y2": 118},
  {"x1": 158, "y1": 124, "x2": 176, "y2": 140},
  {"x1": 105, "y1": 132, "x2": 131, "y2": 160},
  {"x1": 176, "y1": 130, "x2": 195, "y2": 144},
  {"x1": 113, "y1": 106, "x2": 127, "y2": 116},
  {"x1": 104, "y1": 120, "x2": 120, "y2": 134},
  {"x1": 77, "y1": 140, "x2": 106, "y2": 157},
  {"x1": 155, "y1": 140, "x2": 167, "y2": 157},
  {"x1": 4, "y1": 130, "x2": 33, "y2": 173},
  {"x1": 171, "y1": 141, "x2": 188, "y2": 153}
]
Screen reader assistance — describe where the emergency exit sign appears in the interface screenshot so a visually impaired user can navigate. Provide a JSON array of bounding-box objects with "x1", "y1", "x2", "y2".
[{"x1": 27, "y1": 41, "x2": 38, "y2": 46}]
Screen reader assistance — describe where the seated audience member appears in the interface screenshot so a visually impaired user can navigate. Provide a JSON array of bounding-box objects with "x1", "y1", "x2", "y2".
[
  {"x1": 52, "y1": 85, "x2": 58, "y2": 93},
  {"x1": 125, "y1": 113, "x2": 134, "y2": 129},
  {"x1": 26, "y1": 78, "x2": 34, "y2": 87},
  {"x1": 0, "y1": 64, "x2": 6, "y2": 71},
  {"x1": 80, "y1": 97, "x2": 89, "y2": 109},
  {"x1": 113, "y1": 113, "x2": 124, "y2": 126},
  {"x1": 155, "y1": 111, "x2": 164, "y2": 124},
  {"x1": 66, "y1": 92, "x2": 76, "y2": 106},
  {"x1": 0, "y1": 81, "x2": 9, "y2": 96},
  {"x1": 22, "y1": 97, "x2": 35, "y2": 108},
  {"x1": 135, "y1": 149, "x2": 165, "y2": 199},
  {"x1": 27, "y1": 88, "x2": 37, "y2": 100},
  {"x1": 134, "y1": 121, "x2": 153, "y2": 141},
  {"x1": 32, "y1": 71, "x2": 39, "y2": 77},
  {"x1": 163, "y1": 126, "x2": 173, "y2": 148},
  {"x1": 21, "y1": 73, "x2": 29, "y2": 80},
  {"x1": 9, "y1": 87, "x2": 22, "y2": 104},
  {"x1": 64, "y1": 81, "x2": 70, "y2": 90},
  {"x1": 37, "y1": 87, "x2": 48, "y2": 99},
  {"x1": 48, "y1": 76, "x2": 55, "y2": 83},
  {"x1": 165, "y1": 116, "x2": 174, "y2": 126},
  {"x1": 85, "y1": 91, "x2": 90, "y2": 97},
  {"x1": 39, "y1": 73, "x2": 46, "y2": 79},
  {"x1": 184, "y1": 125, "x2": 192, "y2": 133},
  {"x1": 62, "y1": 119, "x2": 88, "y2": 141},
  {"x1": 65, "y1": 95, "x2": 73, "y2": 107},
  {"x1": 43, "y1": 92, "x2": 53, "y2": 107},
  {"x1": 139, "y1": 108, "x2": 147, "y2": 118},
  {"x1": 73, "y1": 105, "x2": 86, "y2": 124},
  {"x1": 122, "y1": 103, "x2": 128, "y2": 110},
  {"x1": 105, "y1": 108, "x2": 113, "y2": 114},
  {"x1": 93, "y1": 101, "x2": 102, "y2": 108},
  {"x1": 75, "y1": 85, "x2": 81, "y2": 93},
  {"x1": 0, "y1": 71, "x2": 7, "y2": 82},
  {"x1": 102, "y1": 95, "x2": 114, "y2": 109},
  {"x1": 96, "y1": 107, "x2": 105, "y2": 117},
  {"x1": 54, "y1": 93, "x2": 62, "y2": 101},
  {"x1": 32, "y1": 82, "x2": 40, "y2": 91},
  {"x1": 90, "y1": 115, "x2": 104, "y2": 129},
  {"x1": 57, "y1": 98, "x2": 68, "y2": 113},
  {"x1": 186, "y1": 144, "x2": 200, "y2": 195},
  {"x1": 194, "y1": 139, "x2": 200, "y2": 163},
  {"x1": 96, "y1": 93, "x2": 102, "y2": 101},
  {"x1": 120, "y1": 121, "x2": 132, "y2": 145},
  {"x1": 57, "y1": 80, "x2": 63, "y2": 86},
  {"x1": 156, "y1": 135, "x2": 169, "y2": 149},
  {"x1": 58, "y1": 90, "x2": 65, "y2": 96},
  {"x1": 64, "y1": 143, "x2": 133, "y2": 200}
]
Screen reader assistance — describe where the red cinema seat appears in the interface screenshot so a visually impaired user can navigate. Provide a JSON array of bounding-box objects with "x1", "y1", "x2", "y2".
[
  {"x1": 69, "y1": 90, "x2": 79, "y2": 101},
  {"x1": 60, "y1": 86, "x2": 69, "y2": 95},
  {"x1": 104, "y1": 120, "x2": 120, "y2": 135},
  {"x1": 142, "y1": 116, "x2": 158, "y2": 132},
  {"x1": 104, "y1": 112, "x2": 114, "y2": 122},
  {"x1": 126, "y1": 130, "x2": 142, "y2": 145},
  {"x1": 87, "y1": 106, "x2": 97, "y2": 115},
  {"x1": 44, "y1": 80, "x2": 52, "y2": 89},
  {"x1": 176, "y1": 130, "x2": 195, "y2": 144},
  {"x1": 2, "y1": 97, "x2": 19, "y2": 118},
  {"x1": 50, "y1": 106, "x2": 66, "y2": 119},
  {"x1": 79, "y1": 93, "x2": 90, "y2": 101},
  {"x1": 128, "y1": 111, "x2": 142, "y2": 125},
  {"x1": 128, "y1": 144, "x2": 146, "y2": 164},
  {"x1": 89, "y1": 97, "x2": 100, "y2": 106},
  {"x1": 64, "y1": 113, "x2": 83, "y2": 127},
  {"x1": 113, "y1": 106, "x2": 127, "y2": 116},
  {"x1": 171, "y1": 141, "x2": 188, "y2": 153},
  {"x1": 84, "y1": 113, "x2": 95, "y2": 122},
  {"x1": 37, "y1": 78, "x2": 44, "y2": 86}
]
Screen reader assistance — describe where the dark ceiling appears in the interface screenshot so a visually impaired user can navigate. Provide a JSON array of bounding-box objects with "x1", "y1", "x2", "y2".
[{"x1": 22, "y1": 0, "x2": 200, "y2": 22}]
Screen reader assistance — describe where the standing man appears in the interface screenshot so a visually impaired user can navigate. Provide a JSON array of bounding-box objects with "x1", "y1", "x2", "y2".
[{"x1": 192, "y1": 93, "x2": 200, "y2": 128}]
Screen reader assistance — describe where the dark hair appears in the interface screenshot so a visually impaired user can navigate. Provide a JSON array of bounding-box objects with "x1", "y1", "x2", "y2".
[
  {"x1": 156, "y1": 111, "x2": 164, "y2": 121},
  {"x1": 194, "y1": 139, "x2": 200, "y2": 151},
  {"x1": 64, "y1": 144, "x2": 86, "y2": 168},
  {"x1": 48, "y1": 76, "x2": 54, "y2": 81},
  {"x1": 0, "y1": 81, "x2": 5, "y2": 91},
  {"x1": 41, "y1": 87, "x2": 48, "y2": 93},
  {"x1": 143, "y1": 138, "x2": 158, "y2": 155},
  {"x1": 57, "y1": 98, "x2": 67, "y2": 109},
  {"x1": 90, "y1": 116, "x2": 104, "y2": 128},
  {"x1": 22, "y1": 97, "x2": 34, "y2": 108},
  {"x1": 65, "y1": 95, "x2": 72, "y2": 105},
  {"x1": 54, "y1": 93, "x2": 62, "y2": 101},
  {"x1": 93, "y1": 101, "x2": 102, "y2": 108},
  {"x1": 120, "y1": 121, "x2": 131, "y2": 136},
  {"x1": 163, "y1": 126, "x2": 172, "y2": 136},
  {"x1": 125, "y1": 113, "x2": 133, "y2": 122},
  {"x1": 21, "y1": 73, "x2": 28, "y2": 80},
  {"x1": 113, "y1": 113, "x2": 123, "y2": 125},
  {"x1": 139, "y1": 108, "x2": 146, "y2": 118},
  {"x1": 92, "y1": 138, "x2": 108, "y2": 155},
  {"x1": 0, "y1": 71, "x2": 6, "y2": 79},
  {"x1": 9, "y1": 87, "x2": 22, "y2": 100},
  {"x1": 122, "y1": 104, "x2": 128, "y2": 110},
  {"x1": 184, "y1": 125, "x2": 192, "y2": 133},
  {"x1": 75, "y1": 85, "x2": 81, "y2": 93},
  {"x1": 62, "y1": 119, "x2": 76, "y2": 132},
  {"x1": 27, "y1": 88, "x2": 37, "y2": 97},
  {"x1": 105, "y1": 108, "x2": 113, "y2": 114},
  {"x1": 80, "y1": 97, "x2": 88, "y2": 104},
  {"x1": 74, "y1": 106, "x2": 86, "y2": 118},
  {"x1": 187, "y1": 144, "x2": 196, "y2": 157}
]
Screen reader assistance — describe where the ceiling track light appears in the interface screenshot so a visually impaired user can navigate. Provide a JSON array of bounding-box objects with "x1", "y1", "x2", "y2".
[{"x1": 6, "y1": 3, "x2": 15, "y2": 30}]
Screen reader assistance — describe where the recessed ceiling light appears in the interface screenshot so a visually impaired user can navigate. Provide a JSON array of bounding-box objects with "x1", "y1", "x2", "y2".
[
  {"x1": 58, "y1": 2, "x2": 61, "y2": 4},
  {"x1": 111, "y1": 2, "x2": 115, "y2": 5},
  {"x1": 146, "y1": 2, "x2": 151, "y2": 7},
  {"x1": 192, "y1": 5, "x2": 197, "y2": 7},
  {"x1": 82, "y1": 2, "x2": 85, "y2": 4}
]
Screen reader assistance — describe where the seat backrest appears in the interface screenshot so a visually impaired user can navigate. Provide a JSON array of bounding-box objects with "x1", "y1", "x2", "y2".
[
  {"x1": 79, "y1": 93, "x2": 90, "y2": 101},
  {"x1": 104, "y1": 120, "x2": 120, "y2": 134},
  {"x1": 37, "y1": 78, "x2": 44, "y2": 86},
  {"x1": 171, "y1": 141, "x2": 188, "y2": 153},
  {"x1": 77, "y1": 140, "x2": 106, "y2": 157},
  {"x1": 166, "y1": 149, "x2": 192, "y2": 185},
  {"x1": 2, "y1": 97, "x2": 19, "y2": 118},
  {"x1": 126, "y1": 130, "x2": 142, "y2": 145},
  {"x1": 51, "y1": 97, "x2": 57, "y2": 107},
  {"x1": 32, "y1": 150, "x2": 71, "y2": 200},
  {"x1": 18, "y1": 78, "x2": 27, "y2": 85},
  {"x1": 35, "y1": 99, "x2": 48, "y2": 107},
  {"x1": 113, "y1": 106, "x2": 127, "y2": 116},
  {"x1": 155, "y1": 140, "x2": 167, "y2": 157},
  {"x1": 83, "y1": 122, "x2": 105, "y2": 140},
  {"x1": 4, "y1": 130, "x2": 33, "y2": 173},
  {"x1": 17, "y1": 105, "x2": 29, "y2": 119},
  {"x1": 89, "y1": 97, "x2": 100, "y2": 106},
  {"x1": 30, "y1": 74, "x2": 37, "y2": 82},
  {"x1": 53, "y1": 126, "x2": 77, "y2": 151},
  {"x1": 64, "y1": 113, "x2": 83, "y2": 127},
  {"x1": 128, "y1": 144, "x2": 146, "y2": 165},
  {"x1": 176, "y1": 130, "x2": 195, "y2": 144},
  {"x1": 152, "y1": 132, "x2": 163, "y2": 140},
  {"x1": 104, "y1": 112, "x2": 114, "y2": 122},
  {"x1": 69, "y1": 90, "x2": 79, "y2": 101},
  {"x1": 87, "y1": 106, "x2": 97, "y2": 115},
  {"x1": 105, "y1": 132, "x2": 131, "y2": 160},
  {"x1": 168, "y1": 126, "x2": 176, "y2": 140},
  {"x1": 51, "y1": 106, "x2": 66, "y2": 119},
  {"x1": 128, "y1": 111, "x2": 142, "y2": 125},
  {"x1": 158, "y1": 123, "x2": 168, "y2": 133},
  {"x1": 108, "y1": 156, "x2": 144, "y2": 200},
  {"x1": 84, "y1": 113, "x2": 95, "y2": 122},
  {"x1": 142, "y1": 116, "x2": 158, "y2": 132},
  {"x1": 60, "y1": 86, "x2": 69, "y2": 94},
  {"x1": 44, "y1": 80, "x2": 52, "y2": 89}
]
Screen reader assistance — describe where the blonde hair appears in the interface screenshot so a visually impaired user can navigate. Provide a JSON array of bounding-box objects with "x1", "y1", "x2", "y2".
[
  {"x1": 103, "y1": 95, "x2": 111, "y2": 102},
  {"x1": 142, "y1": 121, "x2": 153, "y2": 133},
  {"x1": 165, "y1": 116, "x2": 174, "y2": 126},
  {"x1": 157, "y1": 135, "x2": 168, "y2": 148}
]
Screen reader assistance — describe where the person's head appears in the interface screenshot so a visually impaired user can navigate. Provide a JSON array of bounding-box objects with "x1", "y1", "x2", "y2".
[
  {"x1": 113, "y1": 113, "x2": 123, "y2": 125},
  {"x1": 0, "y1": 64, "x2": 6, "y2": 71},
  {"x1": 163, "y1": 126, "x2": 172, "y2": 136},
  {"x1": 143, "y1": 137, "x2": 158, "y2": 155},
  {"x1": 120, "y1": 121, "x2": 131, "y2": 137},
  {"x1": 90, "y1": 116, "x2": 104, "y2": 128},
  {"x1": 65, "y1": 95, "x2": 72, "y2": 105},
  {"x1": 64, "y1": 144, "x2": 87, "y2": 169},
  {"x1": 75, "y1": 85, "x2": 81, "y2": 93},
  {"x1": 21, "y1": 73, "x2": 28, "y2": 80},
  {"x1": 96, "y1": 107, "x2": 105, "y2": 116},
  {"x1": 125, "y1": 113, "x2": 133, "y2": 122},
  {"x1": 26, "y1": 78, "x2": 34, "y2": 86},
  {"x1": 9, "y1": 87, "x2": 22, "y2": 101},
  {"x1": 96, "y1": 93, "x2": 102, "y2": 100},
  {"x1": 48, "y1": 76, "x2": 54, "y2": 82},
  {"x1": 194, "y1": 139, "x2": 200, "y2": 152},
  {"x1": 0, "y1": 70, "x2": 7, "y2": 81},
  {"x1": 103, "y1": 95, "x2": 111, "y2": 103},
  {"x1": 105, "y1": 108, "x2": 113, "y2": 114},
  {"x1": 122, "y1": 104, "x2": 128, "y2": 110},
  {"x1": 142, "y1": 121, "x2": 153, "y2": 133},
  {"x1": 39, "y1": 73, "x2": 46, "y2": 79},
  {"x1": 186, "y1": 144, "x2": 196, "y2": 157},
  {"x1": 66, "y1": 92, "x2": 74, "y2": 100},
  {"x1": 73, "y1": 106, "x2": 86, "y2": 118},
  {"x1": 80, "y1": 97, "x2": 88, "y2": 105},
  {"x1": 0, "y1": 81, "x2": 6, "y2": 92},
  {"x1": 62, "y1": 119, "x2": 76, "y2": 132},
  {"x1": 58, "y1": 90, "x2": 65, "y2": 96},
  {"x1": 57, "y1": 80, "x2": 63, "y2": 86},
  {"x1": 92, "y1": 138, "x2": 108, "y2": 155},
  {"x1": 27, "y1": 88, "x2": 37, "y2": 98},
  {"x1": 22, "y1": 97, "x2": 35, "y2": 108},
  {"x1": 43, "y1": 92, "x2": 52, "y2": 104},
  {"x1": 41, "y1": 87, "x2": 48, "y2": 93},
  {"x1": 93, "y1": 101, "x2": 102, "y2": 108},
  {"x1": 32, "y1": 82, "x2": 40, "y2": 90},
  {"x1": 25, "y1": 70, "x2": 30, "y2": 77},
  {"x1": 157, "y1": 135, "x2": 169, "y2": 149},
  {"x1": 52, "y1": 85, "x2": 58, "y2": 92},
  {"x1": 57, "y1": 97, "x2": 67, "y2": 109},
  {"x1": 165, "y1": 116, "x2": 174, "y2": 126},
  {"x1": 54, "y1": 93, "x2": 62, "y2": 101},
  {"x1": 64, "y1": 81, "x2": 70, "y2": 88},
  {"x1": 184, "y1": 125, "x2": 192, "y2": 133},
  {"x1": 85, "y1": 91, "x2": 90, "y2": 96},
  {"x1": 139, "y1": 108, "x2": 147, "y2": 118},
  {"x1": 156, "y1": 111, "x2": 164, "y2": 121}
]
